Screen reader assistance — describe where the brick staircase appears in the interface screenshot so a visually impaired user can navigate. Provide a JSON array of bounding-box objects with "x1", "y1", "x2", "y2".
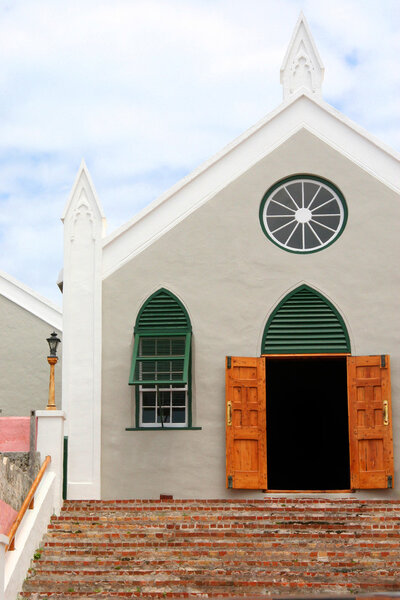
[{"x1": 21, "y1": 497, "x2": 400, "y2": 598}]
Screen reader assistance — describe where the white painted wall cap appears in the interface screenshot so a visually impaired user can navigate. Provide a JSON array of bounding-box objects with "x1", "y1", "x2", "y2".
[
  {"x1": 35, "y1": 410, "x2": 66, "y2": 418},
  {"x1": 0, "y1": 269, "x2": 62, "y2": 330}
]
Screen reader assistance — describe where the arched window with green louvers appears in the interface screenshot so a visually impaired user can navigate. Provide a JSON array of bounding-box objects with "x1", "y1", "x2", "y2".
[
  {"x1": 261, "y1": 285, "x2": 350, "y2": 355},
  {"x1": 129, "y1": 289, "x2": 192, "y2": 428}
]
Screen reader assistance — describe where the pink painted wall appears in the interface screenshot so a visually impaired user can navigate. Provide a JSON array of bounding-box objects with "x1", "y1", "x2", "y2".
[
  {"x1": 0, "y1": 499, "x2": 17, "y2": 535},
  {"x1": 0, "y1": 417, "x2": 32, "y2": 451}
]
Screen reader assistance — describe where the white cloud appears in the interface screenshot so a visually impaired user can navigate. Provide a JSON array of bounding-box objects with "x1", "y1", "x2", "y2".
[{"x1": 0, "y1": 0, "x2": 398, "y2": 303}]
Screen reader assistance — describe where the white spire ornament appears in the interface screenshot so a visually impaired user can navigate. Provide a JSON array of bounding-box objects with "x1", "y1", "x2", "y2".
[{"x1": 280, "y1": 12, "x2": 324, "y2": 101}]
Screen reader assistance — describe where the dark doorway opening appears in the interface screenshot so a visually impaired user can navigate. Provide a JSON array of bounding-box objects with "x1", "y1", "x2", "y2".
[{"x1": 266, "y1": 357, "x2": 350, "y2": 490}]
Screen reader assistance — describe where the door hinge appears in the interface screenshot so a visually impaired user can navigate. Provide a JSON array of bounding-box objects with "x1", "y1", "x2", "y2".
[
  {"x1": 381, "y1": 355, "x2": 386, "y2": 368},
  {"x1": 228, "y1": 475, "x2": 233, "y2": 489},
  {"x1": 227, "y1": 356, "x2": 232, "y2": 369},
  {"x1": 387, "y1": 475, "x2": 393, "y2": 489}
]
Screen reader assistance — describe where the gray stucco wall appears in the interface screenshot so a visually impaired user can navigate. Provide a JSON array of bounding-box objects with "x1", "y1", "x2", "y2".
[
  {"x1": 0, "y1": 295, "x2": 62, "y2": 416},
  {"x1": 101, "y1": 129, "x2": 400, "y2": 499},
  {"x1": 0, "y1": 452, "x2": 40, "y2": 510}
]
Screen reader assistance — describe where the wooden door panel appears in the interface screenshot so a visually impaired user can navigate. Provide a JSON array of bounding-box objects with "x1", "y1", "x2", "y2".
[
  {"x1": 226, "y1": 357, "x2": 267, "y2": 489},
  {"x1": 347, "y1": 355, "x2": 394, "y2": 489}
]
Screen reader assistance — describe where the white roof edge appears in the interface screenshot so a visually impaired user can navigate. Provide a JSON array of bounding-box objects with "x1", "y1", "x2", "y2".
[
  {"x1": 103, "y1": 90, "x2": 400, "y2": 255},
  {"x1": 0, "y1": 270, "x2": 62, "y2": 330},
  {"x1": 311, "y1": 94, "x2": 400, "y2": 161}
]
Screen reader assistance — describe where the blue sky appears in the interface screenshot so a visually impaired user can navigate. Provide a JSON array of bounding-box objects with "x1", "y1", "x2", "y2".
[{"x1": 0, "y1": 0, "x2": 399, "y2": 304}]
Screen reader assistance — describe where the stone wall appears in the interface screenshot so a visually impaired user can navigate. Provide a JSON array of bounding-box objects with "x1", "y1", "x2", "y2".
[{"x1": 0, "y1": 452, "x2": 40, "y2": 510}]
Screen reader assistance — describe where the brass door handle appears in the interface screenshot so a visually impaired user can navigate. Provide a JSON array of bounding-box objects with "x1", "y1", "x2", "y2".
[
  {"x1": 383, "y1": 401, "x2": 389, "y2": 426},
  {"x1": 227, "y1": 401, "x2": 232, "y2": 426}
]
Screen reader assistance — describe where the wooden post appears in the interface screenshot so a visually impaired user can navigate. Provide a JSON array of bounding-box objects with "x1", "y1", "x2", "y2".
[{"x1": 46, "y1": 357, "x2": 58, "y2": 410}]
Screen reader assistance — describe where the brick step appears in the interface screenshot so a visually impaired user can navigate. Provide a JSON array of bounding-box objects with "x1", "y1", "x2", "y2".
[
  {"x1": 26, "y1": 564, "x2": 400, "y2": 580},
  {"x1": 62, "y1": 498, "x2": 400, "y2": 504},
  {"x1": 24, "y1": 572, "x2": 398, "y2": 594},
  {"x1": 41, "y1": 539, "x2": 400, "y2": 553},
  {"x1": 60, "y1": 503, "x2": 400, "y2": 513},
  {"x1": 50, "y1": 513, "x2": 400, "y2": 523},
  {"x1": 59, "y1": 507, "x2": 400, "y2": 514},
  {"x1": 18, "y1": 583, "x2": 400, "y2": 600},
  {"x1": 40, "y1": 526, "x2": 400, "y2": 544},
  {"x1": 32, "y1": 551, "x2": 400, "y2": 566},
  {"x1": 60, "y1": 500, "x2": 400, "y2": 512},
  {"x1": 48, "y1": 519, "x2": 400, "y2": 535},
  {"x1": 23, "y1": 499, "x2": 400, "y2": 598}
]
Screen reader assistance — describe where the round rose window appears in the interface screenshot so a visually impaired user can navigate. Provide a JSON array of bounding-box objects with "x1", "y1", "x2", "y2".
[{"x1": 259, "y1": 176, "x2": 347, "y2": 253}]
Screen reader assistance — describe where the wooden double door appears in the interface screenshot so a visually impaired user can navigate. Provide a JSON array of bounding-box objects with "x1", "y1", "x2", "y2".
[{"x1": 226, "y1": 355, "x2": 394, "y2": 491}]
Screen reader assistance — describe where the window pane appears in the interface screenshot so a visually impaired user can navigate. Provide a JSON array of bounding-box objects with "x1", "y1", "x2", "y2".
[
  {"x1": 142, "y1": 408, "x2": 156, "y2": 424},
  {"x1": 286, "y1": 182, "x2": 302, "y2": 207},
  {"x1": 171, "y1": 338, "x2": 186, "y2": 355},
  {"x1": 159, "y1": 390, "x2": 171, "y2": 405},
  {"x1": 156, "y1": 338, "x2": 172, "y2": 355},
  {"x1": 140, "y1": 338, "x2": 156, "y2": 356},
  {"x1": 303, "y1": 182, "x2": 320, "y2": 207},
  {"x1": 157, "y1": 405, "x2": 171, "y2": 423},
  {"x1": 142, "y1": 392, "x2": 156, "y2": 407},
  {"x1": 172, "y1": 391, "x2": 186, "y2": 406},
  {"x1": 272, "y1": 188, "x2": 297, "y2": 210},
  {"x1": 172, "y1": 408, "x2": 186, "y2": 423}
]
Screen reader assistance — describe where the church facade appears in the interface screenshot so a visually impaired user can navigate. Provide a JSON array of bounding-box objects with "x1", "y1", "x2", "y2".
[{"x1": 60, "y1": 15, "x2": 399, "y2": 500}]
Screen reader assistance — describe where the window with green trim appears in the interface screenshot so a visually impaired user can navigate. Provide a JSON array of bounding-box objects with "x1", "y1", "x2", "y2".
[
  {"x1": 259, "y1": 175, "x2": 348, "y2": 254},
  {"x1": 129, "y1": 289, "x2": 192, "y2": 428}
]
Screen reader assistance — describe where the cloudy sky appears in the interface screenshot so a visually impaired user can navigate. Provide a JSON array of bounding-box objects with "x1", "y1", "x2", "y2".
[{"x1": 0, "y1": 0, "x2": 399, "y2": 305}]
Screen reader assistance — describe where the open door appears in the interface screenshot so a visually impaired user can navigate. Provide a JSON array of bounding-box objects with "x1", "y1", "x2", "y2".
[
  {"x1": 347, "y1": 355, "x2": 394, "y2": 489},
  {"x1": 226, "y1": 356, "x2": 267, "y2": 489}
]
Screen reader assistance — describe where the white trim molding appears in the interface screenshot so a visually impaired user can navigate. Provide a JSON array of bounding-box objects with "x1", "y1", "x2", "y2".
[
  {"x1": 0, "y1": 270, "x2": 62, "y2": 330},
  {"x1": 62, "y1": 161, "x2": 105, "y2": 499}
]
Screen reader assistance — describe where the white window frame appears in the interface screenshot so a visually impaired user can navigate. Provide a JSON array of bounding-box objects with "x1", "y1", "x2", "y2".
[{"x1": 139, "y1": 384, "x2": 188, "y2": 428}]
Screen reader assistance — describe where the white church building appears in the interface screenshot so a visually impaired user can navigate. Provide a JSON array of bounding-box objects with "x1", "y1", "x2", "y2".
[{"x1": 60, "y1": 14, "x2": 399, "y2": 500}]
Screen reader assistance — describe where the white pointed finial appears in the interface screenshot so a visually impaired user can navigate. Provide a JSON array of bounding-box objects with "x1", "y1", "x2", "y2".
[
  {"x1": 62, "y1": 159, "x2": 106, "y2": 236},
  {"x1": 280, "y1": 12, "x2": 324, "y2": 101}
]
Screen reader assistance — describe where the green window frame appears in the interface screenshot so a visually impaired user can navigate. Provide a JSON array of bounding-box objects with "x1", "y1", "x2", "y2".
[
  {"x1": 129, "y1": 289, "x2": 193, "y2": 428},
  {"x1": 129, "y1": 333, "x2": 191, "y2": 385}
]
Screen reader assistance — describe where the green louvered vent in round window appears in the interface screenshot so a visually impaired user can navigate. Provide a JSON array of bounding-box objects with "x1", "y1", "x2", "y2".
[
  {"x1": 262, "y1": 285, "x2": 350, "y2": 354},
  {"x1": 135, "y1": 289, "x2": 191, "y2": 333}
]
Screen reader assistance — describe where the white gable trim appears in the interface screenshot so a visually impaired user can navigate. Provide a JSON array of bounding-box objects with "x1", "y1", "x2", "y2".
[
  {"x1": 0, "y1": 270, "x2": 62, "y2": 330},
  {"x1": 102, "y1": 92, "x2": 400, "y2": 279}
]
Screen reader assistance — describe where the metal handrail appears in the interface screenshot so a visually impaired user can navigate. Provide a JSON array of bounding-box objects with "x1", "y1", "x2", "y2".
[{"x1": 6, "y1": 455, "x2": 51, "y2": 552}]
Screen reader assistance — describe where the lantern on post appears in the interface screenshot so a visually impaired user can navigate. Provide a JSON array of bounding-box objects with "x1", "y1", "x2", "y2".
[{"x1": 46, "y1": 332, "x2": 61, "y2": 410}]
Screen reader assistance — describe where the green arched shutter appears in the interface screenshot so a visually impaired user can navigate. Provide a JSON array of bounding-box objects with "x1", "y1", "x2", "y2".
[
  {"x1": 262, "y1": 285, "x2": 350, "y2": 354},
  {"x1": 130, "y1": 289, "x2": 191, "y2": 385},
  {"x1": 135, "y1": 289, "x2": 191, "y2": 333}
]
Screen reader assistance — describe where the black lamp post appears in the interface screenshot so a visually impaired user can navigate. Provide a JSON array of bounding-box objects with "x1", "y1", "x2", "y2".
[{"x1": 46, "y1": 332, "x2": 61, "y2": 410}]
